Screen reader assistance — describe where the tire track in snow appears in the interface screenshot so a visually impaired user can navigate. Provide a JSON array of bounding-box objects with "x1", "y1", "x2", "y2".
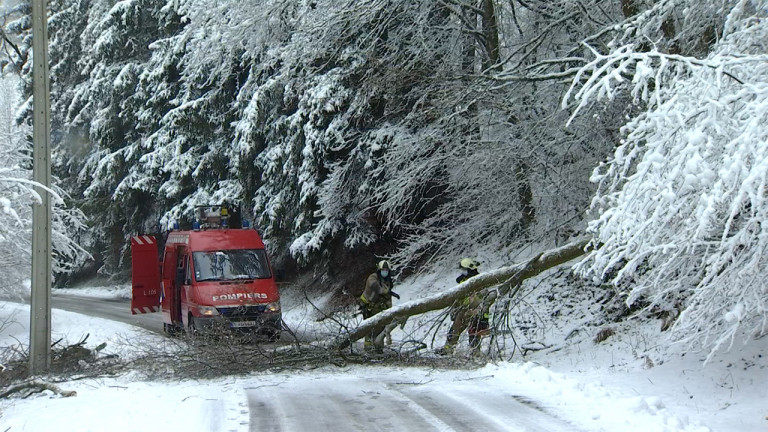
[
  {"x1": 246, "y1": 377, "x2": 584, "y2": 431},
  {"x1": 393, "y1": 385, "x2": 584, "y2": 432},
  {"x1": 246, "y1": 377, "x2": 480, "y2": 431}
]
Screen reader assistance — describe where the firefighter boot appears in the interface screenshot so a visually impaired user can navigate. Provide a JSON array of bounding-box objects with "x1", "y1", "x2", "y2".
[{"x1": 435, "y1": 343, "x2": 454, "y2": 356}]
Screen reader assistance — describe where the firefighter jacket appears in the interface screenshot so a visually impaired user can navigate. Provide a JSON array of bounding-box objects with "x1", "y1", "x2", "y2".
[
  {"x1": 360, "y1": 272, "x2": 394, "y2": 316},
  {"x1": 453, "y1": 270, "x2": 489, "y2": 319},
  {"x1": 456, "y1": 269, "x2": 478, "y2": 285}
]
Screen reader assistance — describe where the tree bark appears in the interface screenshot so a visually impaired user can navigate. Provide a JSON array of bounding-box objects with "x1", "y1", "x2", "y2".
[
  {"x1": 481, "y1": 0, "x2": 501, "y2": 71},
  {"x1": 331, "y1": 238, "x2": 590, "y2": 350},
  {"x1": 516, "y1": 161, "x2": 535, "y2": 234}
]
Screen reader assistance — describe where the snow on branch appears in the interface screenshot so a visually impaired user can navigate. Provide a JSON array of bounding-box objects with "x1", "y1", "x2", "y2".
[
  {"x1": 0, "y1": 380, "x2": 77, "y2": 399},
  {"x1": 563, "y1": 45, "x2": 767, "y2": 125},
  {"x1": 0, "y1": 77, "x2": 88, "y2": 295},
  {"x1": 570, "y1": 3, "x2": 768, "y2": 359}
]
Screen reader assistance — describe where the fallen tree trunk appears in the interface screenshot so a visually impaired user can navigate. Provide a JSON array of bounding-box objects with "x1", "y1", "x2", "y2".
[{"x1": 331, "y1": 238, "x2": 590, "y2": 350}]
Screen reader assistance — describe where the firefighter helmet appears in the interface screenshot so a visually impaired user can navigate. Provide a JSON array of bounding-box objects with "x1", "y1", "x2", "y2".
[
  {"x1": 460, "y1": 258, "x2": 480, "y2": 270},
  {"x1": 377, "y1": 260, "x2": 391, "y2": 271}
]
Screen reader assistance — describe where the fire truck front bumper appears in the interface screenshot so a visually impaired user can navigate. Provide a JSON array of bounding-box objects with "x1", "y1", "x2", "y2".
[{"x1": 190, "y1": 303, "x2": 282, "y2": 340}]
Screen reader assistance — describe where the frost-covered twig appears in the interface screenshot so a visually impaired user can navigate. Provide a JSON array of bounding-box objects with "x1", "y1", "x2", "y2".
[{"x1": 570, "y1": 2, "x2": 768, "y2": 359}]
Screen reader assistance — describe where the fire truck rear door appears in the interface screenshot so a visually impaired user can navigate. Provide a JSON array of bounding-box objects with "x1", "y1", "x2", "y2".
[{"x1": 131, "y1": 235, "x2": 161, "y2": 314}]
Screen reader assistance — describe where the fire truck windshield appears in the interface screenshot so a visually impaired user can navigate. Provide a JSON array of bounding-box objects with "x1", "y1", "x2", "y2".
[{"x1": 193, "y1": 249, "x2": 272, "y2": 281}]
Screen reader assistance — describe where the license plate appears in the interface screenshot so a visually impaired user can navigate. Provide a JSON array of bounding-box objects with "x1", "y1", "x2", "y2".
[{"x1": 231, "y1": 321, "x2": 256, "y2": 328}]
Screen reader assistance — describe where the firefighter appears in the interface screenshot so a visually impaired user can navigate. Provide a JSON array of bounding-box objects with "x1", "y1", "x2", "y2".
[
  {"x1": 437, "y1": 258, "x2": 495, "y2": 355},
  {"x1": 359, "y1": 260, "x2": 400, "y2": 352}
]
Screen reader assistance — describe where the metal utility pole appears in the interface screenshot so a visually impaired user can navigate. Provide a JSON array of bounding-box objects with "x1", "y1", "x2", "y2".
[{"x1": 29, "y1": 0, "x2": 52, "y2": 375}]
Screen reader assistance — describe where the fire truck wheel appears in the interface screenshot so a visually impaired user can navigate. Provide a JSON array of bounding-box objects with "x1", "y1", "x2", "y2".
[{"x1": 163, "y1": 323, "x2": 181, "y2": 336}]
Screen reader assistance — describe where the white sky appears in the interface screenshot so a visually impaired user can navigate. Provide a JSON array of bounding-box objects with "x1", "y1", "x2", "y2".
[{"x1": 2, "y1": 269, "x2": 765, "y2": 432}]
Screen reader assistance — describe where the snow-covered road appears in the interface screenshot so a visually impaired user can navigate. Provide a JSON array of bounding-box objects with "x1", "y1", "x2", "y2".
[
  {"x1": 46, "y1": 293, "x2": 581, "y2": 431},
  {"x1": 51, "y1": 293, "x2": 163, "y2": 333},
  {"x1": 2, "y1": 292, "x2": 755, "y2": 431},
  {"x1": 246, "y1": 373, "x2": 581, "y2": 432}
]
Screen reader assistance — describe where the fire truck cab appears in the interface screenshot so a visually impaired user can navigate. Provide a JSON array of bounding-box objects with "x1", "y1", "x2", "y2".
[{"x1": 131, "y1": 205, "x2": 282, "y2": 341}]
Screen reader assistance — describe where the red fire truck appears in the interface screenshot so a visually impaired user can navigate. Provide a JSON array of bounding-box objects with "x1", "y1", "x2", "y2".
[{"x1": 130, "y1": 205, "x2": 282, "y2": 341}]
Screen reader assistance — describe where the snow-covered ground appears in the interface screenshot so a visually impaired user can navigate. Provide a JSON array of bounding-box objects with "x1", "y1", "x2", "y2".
[{"x1": 1, "y1": 268, "x2": 765, "y2": 432}]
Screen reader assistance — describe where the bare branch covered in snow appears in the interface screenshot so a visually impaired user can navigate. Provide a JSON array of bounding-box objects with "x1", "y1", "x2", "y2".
[
  {"x1": 0, "y1": 76, "x2": 88, "y2": 297},
  {"x1": 568, "y1": 1, "x2": 768, "y2": 359}
]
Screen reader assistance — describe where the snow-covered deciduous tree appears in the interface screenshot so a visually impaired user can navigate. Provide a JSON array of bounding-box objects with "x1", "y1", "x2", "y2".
[
  {"x1": 568, "y1": 0, "x2": 768, "y2": 359},
  {"x1": 0, "y1": 75, "x2": 88, "y2": 298}
]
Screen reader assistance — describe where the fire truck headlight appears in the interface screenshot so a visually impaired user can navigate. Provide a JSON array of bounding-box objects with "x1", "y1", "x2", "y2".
[
  {"x1": 197, "y1": 306, "x2": 220, "y2": 316},
  {"x1": 266, "y1": 302, "x2": 281, "y2": 313}
]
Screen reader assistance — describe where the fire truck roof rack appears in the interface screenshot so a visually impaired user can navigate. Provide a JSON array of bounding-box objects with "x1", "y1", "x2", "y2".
[{"x1": 194, "y1": 204, "x2": 238, "y2": 230}]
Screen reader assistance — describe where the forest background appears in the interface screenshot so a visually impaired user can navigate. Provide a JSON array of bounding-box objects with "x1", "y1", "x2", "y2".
[{"x1": 1, "y1": 0, "x2": 767, "y2": 359}]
